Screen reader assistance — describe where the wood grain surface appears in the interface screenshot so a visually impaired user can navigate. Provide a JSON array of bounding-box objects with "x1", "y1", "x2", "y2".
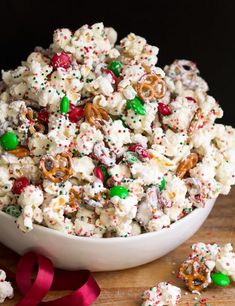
[{"x1": 1, "y1": 187, "x2": 235, "y2": 306}]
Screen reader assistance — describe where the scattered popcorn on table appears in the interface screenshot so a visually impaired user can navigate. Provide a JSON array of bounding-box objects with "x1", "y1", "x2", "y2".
[
  {"x1": 141, "y1": 282, "x2": 181, "y2": 306},
  {"x1": 178, "y1": 242, "x2": 235, "y2": 293},
  {"x1": 0, "y1": 22, "x2": 235, "y2": 237},
  {"x1": 0, "y1": 269, "x2": 14, "y2": 304}
]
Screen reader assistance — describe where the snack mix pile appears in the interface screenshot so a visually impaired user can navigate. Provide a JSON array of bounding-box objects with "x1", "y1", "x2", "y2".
[
  {"x1": 0, "y1": 22, "x2": 235, "y2": 237},
  {"x1": 179, "y1": 242, "x2": 235, "y2": 293}
]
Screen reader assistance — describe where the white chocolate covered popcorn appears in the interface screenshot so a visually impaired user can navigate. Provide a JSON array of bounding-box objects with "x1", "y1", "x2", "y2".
[
  {"x1": 0, "y1": 270, "x2": 14, "y2": 304},
  {"x1": 0, "y1": 23, "x2": 235, "y2": 238},
  {"x1": 141, "y1": 282, "x2": 181, "y2": 306},
  {"x1": 17, "y1": 185, "x2": 43, "y2": 231}
]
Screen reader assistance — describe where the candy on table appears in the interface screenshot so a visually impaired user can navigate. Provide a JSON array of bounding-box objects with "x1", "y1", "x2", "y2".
[
  {"x1": 178, "y1": 242, "x2": 235, "y2": 293},
  {"x1": 141, "y1": 282, "x2": 181, "y2": 306}
]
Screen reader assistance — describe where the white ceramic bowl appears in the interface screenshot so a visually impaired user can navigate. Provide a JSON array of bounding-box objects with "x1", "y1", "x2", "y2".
[{"x1": 0, "y1": 199, "x2": 215, "y2": 271}]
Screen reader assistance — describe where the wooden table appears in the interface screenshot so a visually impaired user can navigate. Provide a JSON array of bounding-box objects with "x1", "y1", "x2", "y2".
[{"x1": 1, "y1": 187, "x2": 235, "y2": 305}]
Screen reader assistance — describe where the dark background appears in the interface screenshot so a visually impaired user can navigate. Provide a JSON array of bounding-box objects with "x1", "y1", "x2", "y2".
[{"x1": 0, "y1": 0, "x2": 234, "y2": 125}]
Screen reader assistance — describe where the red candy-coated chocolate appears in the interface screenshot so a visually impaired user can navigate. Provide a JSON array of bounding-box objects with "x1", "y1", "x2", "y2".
[
  {"x1": 135, "y1": 146, "x2": 151, "y2": 159},
  {"x1": 158, "y1": 103, "x2": 172, "y2": 116},
  {"x1": 128, "y1": 144, "x2": 150, "y2": 160},
  {"x1": 128, "y1": 144, "x2": 142, "y2": 152},
  {"x1": 37, "y1": 109, "x2": 49, "y2": 124},
  {"x1": 12, "y1": 177, "x2": 30, "y2": 194},
  {"x1": 103, "y1": 69, "x2": 117, "y2": 84},
  {"x1": 68, "y1": 106, "x2": 85, "y2": 123},
  {"x1": 51, "y1": 52, "x2": 71, "y2": 70},
  {"x1": 93, "y1": 167, "x2": 104, "y2": 183}
]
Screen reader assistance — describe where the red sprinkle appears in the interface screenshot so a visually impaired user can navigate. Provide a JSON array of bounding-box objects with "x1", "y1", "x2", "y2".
[
  {"x1": 12, "y1": 177, "x2": 30, "y2": 194},
  {"x1": 51, "y1": 52, "x2": 71, "y2": 70},
  {"x1": 158, "y1": 103, "x2": 172, "y2": 116},
  {"x1": 93, "y1": 167, "x2": 104, "y2": 183},
  {"x1": 37, "y1": 109, "x2": 49, "y2": 124}
]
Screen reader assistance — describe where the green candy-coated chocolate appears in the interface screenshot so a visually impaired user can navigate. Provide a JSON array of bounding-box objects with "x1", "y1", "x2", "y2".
[
  {"x1": 109, "y1": 61, "x2": 123, "y2": 77},
  {"x1": 0, "y1": 132, "x2": 19, "y2": 150},
  {"x1": 4, "y1": 205, "x2": 21, "y2": 218},
  {"x1": 99, "y1": 164, "x2": 109, "y2": 182},
  {"x1": 159, "y1": 177, "x2": 166, "y2": 191},
  {"x1": 60, "y1": 95, "x2": 69, "y2": 114},
  {"x1": 110, "y1": 186, "x2": 129, "y2": 199},
  {"x1": 127, "y1": 97, "x2": 146, "y2": 115},
  {"x1": 125, "y1": 152, "x2": 139, "y2": 164},
  {"x1": 211, "y1": 272, "x2": 230, "y2": 287}
]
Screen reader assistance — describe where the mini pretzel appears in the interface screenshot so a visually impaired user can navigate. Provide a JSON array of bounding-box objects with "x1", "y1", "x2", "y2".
[
  {"x1": 40, "y1": 152, "x2": 73, "y2": 183},
  {"x1": 137, "y1": 74, "x2": 166, "y2": 101},
  {"x1": 69, "y1": 188, "x2": 83, "y2": 209},
  {"x1": 179, "y1": 261, "x2": 208, "y2": 292},
  {"x1": 22, "y1": 108, "x2": 45, "y2": 134},
  {"x1": 85, "y1": 103, "x2": 109, "y2": 127},
  {"x1": 93, "y1": 189, "x2": 109, "y2": 202},
  {"x1": 188, "y1": 108, "x2": 203, "y2": 137},
  {"x1": 8, "y1": 146, "x2": 30, "y2": 158},
  {"x1": 176, "y1": 153, "x2": 199, "y2": 179}
]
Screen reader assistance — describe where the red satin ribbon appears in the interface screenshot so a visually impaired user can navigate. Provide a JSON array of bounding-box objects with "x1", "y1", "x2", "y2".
[{"x1": 1, "y1": 252, "x2": 100, "y2": 306}]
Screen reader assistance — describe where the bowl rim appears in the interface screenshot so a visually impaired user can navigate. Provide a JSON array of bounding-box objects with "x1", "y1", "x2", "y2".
[{"x1": 0, "y1": 198, "x2": 215, "y2": 244}]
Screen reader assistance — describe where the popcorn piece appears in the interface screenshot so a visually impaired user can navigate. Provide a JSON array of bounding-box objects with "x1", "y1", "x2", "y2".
[
  {"x1": 42, "y1": 195, "x2": 74, "y2": 234},
  {"x1": 75, "y1": 122, "x2": 103, "y2": 155},
  {"x1": 0, "y1": 270, "x2": 14, "y2": 303},
  {"x1": 72, "y1": 156, "x2": 95, "y2": 182},
  {"x1": 141, "y1": 282, "x2": 181, "y2": 306},
  {"x1": 103, "y1": 120, "x2": 131, "y2": 155},
  {"x1": 216, "y1": 243, "x2": 235, "y2": 281},
  {"x1": 17, "y1": 185, "x2": 44, "y2": 232}
]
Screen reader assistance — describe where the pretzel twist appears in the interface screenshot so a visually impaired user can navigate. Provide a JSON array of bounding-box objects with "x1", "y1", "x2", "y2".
[
  {"x1": 8, "y1": 146, "x2": 30, "y2": 158},
  {"x1": 188, "y1": 108, "x2": 203, "y2": 137},
  {"x1": 22, "y1": 108, "x2": 45, "y2": 134},
  {"x1": 176, "y1": 153, "x2": 199, "y2": 179},
  {"x1": 179, "y1": 261, "x2": 208, "y2": 292},
  {"x1": 40, "y1": 152, "x2": 73, "y2": 183},
  {"x1": 137, "y1": 74, "x2": 166, "y2": 101},
  {"x1": 69, "y1": 188, "x2": 83, "y2": 209},
  {"x1": 85, "y1": 103, "x2": 109, "y2": 127}
]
